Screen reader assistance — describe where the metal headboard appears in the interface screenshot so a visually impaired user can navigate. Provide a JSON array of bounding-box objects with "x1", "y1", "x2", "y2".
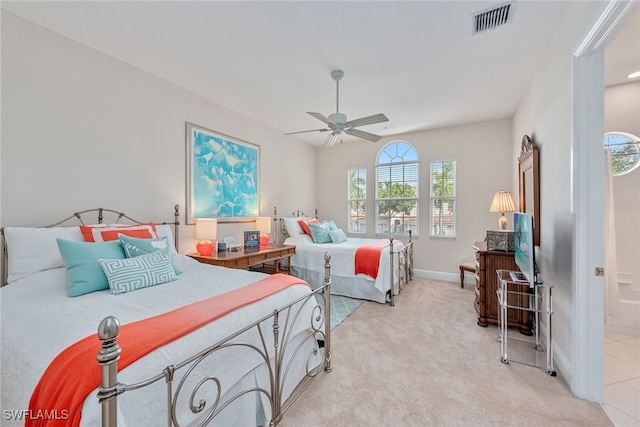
[
  {"x1": 273, "y1": 207, "x2": 317, "y2": 243},
  {"x1": 1, "y1": 205, "x2": 180, "y2": 287}
]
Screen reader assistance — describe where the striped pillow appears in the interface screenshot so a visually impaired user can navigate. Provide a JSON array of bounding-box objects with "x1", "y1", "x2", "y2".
[{"x1": 99, "y1": 250, "x2": 177, "y2": 295}]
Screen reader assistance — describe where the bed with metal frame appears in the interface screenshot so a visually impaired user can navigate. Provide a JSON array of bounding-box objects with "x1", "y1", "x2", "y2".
[
  {"x1": 0, "y1": 206, "x2": 332, "y2": 427},
  {"x1": 274, "y1": 208, "x2": 413, "y2": 306}
]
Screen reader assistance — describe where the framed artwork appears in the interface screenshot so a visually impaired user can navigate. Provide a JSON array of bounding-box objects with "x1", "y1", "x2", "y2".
[{"x1": 186, "y1": 122, "x2": 260, "y2": 224}]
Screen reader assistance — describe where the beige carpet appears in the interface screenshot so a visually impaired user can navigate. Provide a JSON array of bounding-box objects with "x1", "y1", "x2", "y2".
[{"x1": 280, "y1": 277, "x2": 613, "y2": 426}]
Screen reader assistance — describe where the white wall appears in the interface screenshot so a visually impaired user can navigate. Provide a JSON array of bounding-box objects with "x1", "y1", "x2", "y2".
[
  {"x1": 316, "y1": 118, "x2": 514, "y2": 277},
  {"x1": 512, "y1": 1, "x2": 609, "y2": 394},
  {"x1": 605, "y1": 81, "x2": 640, "y2": 292},
  {"x1": 1, "y1": 12, "x2": 317, "y2": 251}
]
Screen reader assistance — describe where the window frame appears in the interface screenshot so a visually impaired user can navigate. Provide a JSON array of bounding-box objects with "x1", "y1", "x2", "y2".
[
  {"x1": 375, "y1": 141, "x2": 419, "y2": 238},
  {"x1": 347, "y1": 167, "x2": 367, "y2": 234},
  {"x1": 604, "y1": 131, "x2": 640, "y2": 176},
  {"x1": 429, "y1": 159, "x2": 457, "y2": 239}
]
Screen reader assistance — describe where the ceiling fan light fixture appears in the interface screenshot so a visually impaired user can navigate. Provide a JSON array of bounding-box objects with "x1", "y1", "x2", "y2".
[
  {"x1": 287, "y1": 69, "x2": 389, "y2": 145},
  {"x1": 324, "y1": 132, "x2": 339, "y2": 147}
]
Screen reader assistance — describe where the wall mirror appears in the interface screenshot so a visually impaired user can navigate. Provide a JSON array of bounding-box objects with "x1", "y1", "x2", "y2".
[{"x1": 518, "y1": 135, "x2": 540, "y2": 245}]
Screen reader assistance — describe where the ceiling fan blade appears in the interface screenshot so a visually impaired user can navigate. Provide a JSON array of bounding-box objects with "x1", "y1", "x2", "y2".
[
  {"x1": 307, "y1": 112, "x2": 336, "y2": 126},
  {"x1": 344, "y1": 113, "x2": 389, "y2": 128},
  {"x1": 344, "y1": 128, "x2": 383, "y2": 143},
  {"x1": 285, "y1": 128, "x2": 330, "y2": 135}
]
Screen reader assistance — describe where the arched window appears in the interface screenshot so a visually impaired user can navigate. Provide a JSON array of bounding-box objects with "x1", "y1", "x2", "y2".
[
  {"x1": 604, "y1": 131, "x2": 640, "y2": 175},
  {"x1": 375, "y1": 141, "x2": 418, "y2": 237}
]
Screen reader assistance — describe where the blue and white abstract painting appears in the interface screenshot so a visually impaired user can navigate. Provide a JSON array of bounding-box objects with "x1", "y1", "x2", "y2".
[{"x1": 187, "y1": 123, "x2": 259, "y2": 222}]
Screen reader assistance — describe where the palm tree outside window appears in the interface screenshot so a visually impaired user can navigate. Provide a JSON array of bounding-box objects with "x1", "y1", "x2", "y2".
[
  {"x1": 348, "y1": 167, "x2": 367, "y2": 233},
  {"x1": 375, "y1": 141, "x2": 418, "y2": 237},
  {"x1": 430, "y1": 160, "x2": 456, "y2": 238}
]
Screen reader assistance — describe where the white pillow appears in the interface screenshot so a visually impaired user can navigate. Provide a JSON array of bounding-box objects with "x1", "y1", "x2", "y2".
[
  {"x1": 284, "y1": 234, "x2": 313, "y2": 246},
  {"x1": 283, "y1": 217, "x2": 307, "y2": 237},
  {"x1": 4, "y1": 227, "x2": 84, "y2": 283}
]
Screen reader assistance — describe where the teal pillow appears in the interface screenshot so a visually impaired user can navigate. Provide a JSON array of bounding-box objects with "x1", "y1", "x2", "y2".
[
  {"x1": 326, "y1": 220, "x2": 339, "y2": 231},
  {"x1": 308, "y1": 222, "x2": 331, "y2": 244},
  {"x1": 57, "y1": 239, "x2": 126, "y2": 297},
  {"x1": 329, "y1": 228, "x2": 348, "y2": 244},
  {"x1": 119, "y1": 234, "x2": 180, "y2": 274},
  {"x1": 99, "y1": 250, "x2": 178, "y2": 295}
]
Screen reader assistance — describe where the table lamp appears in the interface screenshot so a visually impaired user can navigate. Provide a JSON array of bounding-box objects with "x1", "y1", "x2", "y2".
[
  {"x1": 195, "y1": 218, "x2": 217, "y2": 256},
  {"x1": 489, "y1": 190, "x2": 516, "y2": 230},
  {"x1": 255, "y1": 216, "x2": 271, "y2": 246}
]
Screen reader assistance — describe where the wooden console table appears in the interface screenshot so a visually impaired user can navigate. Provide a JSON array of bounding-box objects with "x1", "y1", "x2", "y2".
[
  {"x1": 473, "y1": 241, "x2": 531, "y2": 333},
  {"x1": 188, "y1": 244, "x2": 295, "y2": 274}
]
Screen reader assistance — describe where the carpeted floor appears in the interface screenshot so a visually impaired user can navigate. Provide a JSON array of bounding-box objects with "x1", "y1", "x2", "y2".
[{"x1": 282, "y1": 277, "x2": 614, "y2": 426}]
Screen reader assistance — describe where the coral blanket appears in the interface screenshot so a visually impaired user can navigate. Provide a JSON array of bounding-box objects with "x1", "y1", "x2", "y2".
[
  {"x1": 355, "y1": 239, "x2": 389, "y2": 279},
  {"x1": 27, "y1": 274, "x2": 309, "y2": 427}
]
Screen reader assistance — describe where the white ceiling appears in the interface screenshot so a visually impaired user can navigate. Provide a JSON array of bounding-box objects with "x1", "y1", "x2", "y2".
[{"x1": 3, "y1": 1, "x2": 639, "y2": 146}]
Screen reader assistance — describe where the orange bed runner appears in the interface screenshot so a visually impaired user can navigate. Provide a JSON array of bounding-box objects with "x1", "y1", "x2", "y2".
[
  {"x1": 354, "y1": 239, "x2": 389, "y2": 279},
  {"x1": 27, "y1": 274, "x2": 310, "y2": 427}
]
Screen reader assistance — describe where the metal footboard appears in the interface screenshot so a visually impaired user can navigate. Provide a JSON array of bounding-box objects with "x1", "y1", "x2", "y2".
[
  {"x1": 97, "y1": 253, "x2": 333, "y2": 427},
  {"x1": 389, "y1": 231, "x2": 414, "y2": 307}
]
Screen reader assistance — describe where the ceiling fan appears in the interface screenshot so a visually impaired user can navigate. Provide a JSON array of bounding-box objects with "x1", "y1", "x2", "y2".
[{"x1": 285, "y1": 70, "x2": 389, "y2": 146}]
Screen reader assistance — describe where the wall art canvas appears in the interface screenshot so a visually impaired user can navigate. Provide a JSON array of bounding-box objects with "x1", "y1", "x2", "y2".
[{"x1": 186, "y1": 122, "x2": 259, "y2": 224}]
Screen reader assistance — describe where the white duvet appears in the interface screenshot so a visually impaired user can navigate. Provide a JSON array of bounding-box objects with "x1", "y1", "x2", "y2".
[
  {"x1": 0, "y1": 254, "x2": 318, "y2": 426},
  {"x1": 284, "y1": 235, "x2": 404, "y2": 293}
]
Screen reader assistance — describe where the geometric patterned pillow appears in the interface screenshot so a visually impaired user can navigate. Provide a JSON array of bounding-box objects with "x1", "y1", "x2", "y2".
[{"x1": 98, "y1": 250, "x2": 177, "y2": 295}]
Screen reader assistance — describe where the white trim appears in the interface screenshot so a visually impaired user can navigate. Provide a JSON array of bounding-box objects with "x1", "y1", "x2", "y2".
[
  {"x1": 571, "y1": 0, "x2": 640, "y2": 402},
  {"x1": 413, "y1": 269, "x2": 461, "y2": 284},
  {"x1": 572, "y1": 51, "x2": 605, "y2": 402}
]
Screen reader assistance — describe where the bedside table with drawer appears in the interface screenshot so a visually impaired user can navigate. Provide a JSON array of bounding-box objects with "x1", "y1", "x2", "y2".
[{"x1": 188, "y1": 244, "x2": 296, "y2": 275}]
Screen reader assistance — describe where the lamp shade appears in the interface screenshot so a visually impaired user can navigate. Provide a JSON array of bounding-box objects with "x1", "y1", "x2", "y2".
[
  {"x1": 255, "y1": 216, "x2": 271, "y2": 246},
  {"x1": 489, "y1": 191, "x2": 516, "y2": 230},
  {"x1": 255, "y1": 217, "x2": 271, "y2": 234},
  {"x1": 195, "y1": 218, "x2": 217, "y2": 241},
  {"x1": 489, "y1": 191, "x2": 516, "y2": 213}
]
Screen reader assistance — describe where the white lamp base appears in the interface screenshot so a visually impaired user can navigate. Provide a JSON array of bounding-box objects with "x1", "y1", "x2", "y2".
[{"x1": 498, "y1": 214, "x2": 508, "y2": 230}]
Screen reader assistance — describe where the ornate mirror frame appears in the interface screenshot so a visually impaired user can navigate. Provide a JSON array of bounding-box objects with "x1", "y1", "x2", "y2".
[{"x1": 518, "y1": 135, "x2": 540, "y2": 246}]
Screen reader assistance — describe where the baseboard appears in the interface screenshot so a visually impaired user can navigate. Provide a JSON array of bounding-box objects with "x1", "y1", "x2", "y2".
[{"x1": 413, "y1": 269, "x2": 462, "y2": 284}]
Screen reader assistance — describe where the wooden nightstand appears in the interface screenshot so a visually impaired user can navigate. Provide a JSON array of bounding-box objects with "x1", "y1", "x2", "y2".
[
  {"x1": 473, "y1": 241, "x2": 531, "y2": 334},
  {"x1": 188, "y1": 244, "x2": 295, "y2": 274}
]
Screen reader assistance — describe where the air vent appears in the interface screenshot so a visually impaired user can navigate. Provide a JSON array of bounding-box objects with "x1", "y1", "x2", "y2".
[{"x1": 472, "y1": 3, "x2": 512, "y2": 34}]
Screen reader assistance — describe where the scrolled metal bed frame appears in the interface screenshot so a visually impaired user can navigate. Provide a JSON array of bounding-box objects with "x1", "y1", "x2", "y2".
[
  {"x1": 273, "y1": 207, "x2": 413, "y2": 306},
  {"x1": 0, "y1": 206, "x2": 333, "y2": 426},
  {"x1": 98, "y1": 253, "x2": 332, "y2": 427}
]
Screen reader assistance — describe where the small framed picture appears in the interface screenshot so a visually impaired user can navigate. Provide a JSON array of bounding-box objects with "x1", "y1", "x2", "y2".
[{"x1": 244, "y1": 231, "x2": 260, "y2": 248}]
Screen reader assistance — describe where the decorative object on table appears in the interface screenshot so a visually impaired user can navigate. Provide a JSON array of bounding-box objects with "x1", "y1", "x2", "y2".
[
  {"x1": 195, "y1": 218, "x2": 217, "y2": 256},
  {"x1": 489, "y1": 190, "x2": 516, "y2": 230},
  {"x1": 255, "y1": 216, "x2": 271, "y2": 246},
  {"x1": 223, "y1": 236, "x2": 242, "y2": 252},
  {"x1": 486, "y1": 230, "x2": 515, "y2": 251},
  {"x1": 244, "y1": 230, "x2": 260, "y2": 248},
  {"x1": 217, "y1": 242, "x2": 226, "y2": 252},
  {"x1": 186, "y1": 122, "x2": 259, "y2": 224}
]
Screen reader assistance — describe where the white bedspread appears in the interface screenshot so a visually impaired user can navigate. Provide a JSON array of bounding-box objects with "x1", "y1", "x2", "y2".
[
  {"x1": 0, "y1": 254, "x2": 317, "y2": 426},
  {"x1": 284, "y1": 235, "x2": 403, "y2": 293}
]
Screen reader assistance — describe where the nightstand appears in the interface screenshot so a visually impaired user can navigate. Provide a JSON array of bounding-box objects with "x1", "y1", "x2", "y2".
[{"x1": 188, "y1": 244, "x2": 295, "y2": 274}]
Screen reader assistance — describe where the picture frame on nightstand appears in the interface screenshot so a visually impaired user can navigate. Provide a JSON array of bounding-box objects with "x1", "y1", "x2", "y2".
[{"x1": 244, "y1": 231, "x2": 260, "y2": 248}]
